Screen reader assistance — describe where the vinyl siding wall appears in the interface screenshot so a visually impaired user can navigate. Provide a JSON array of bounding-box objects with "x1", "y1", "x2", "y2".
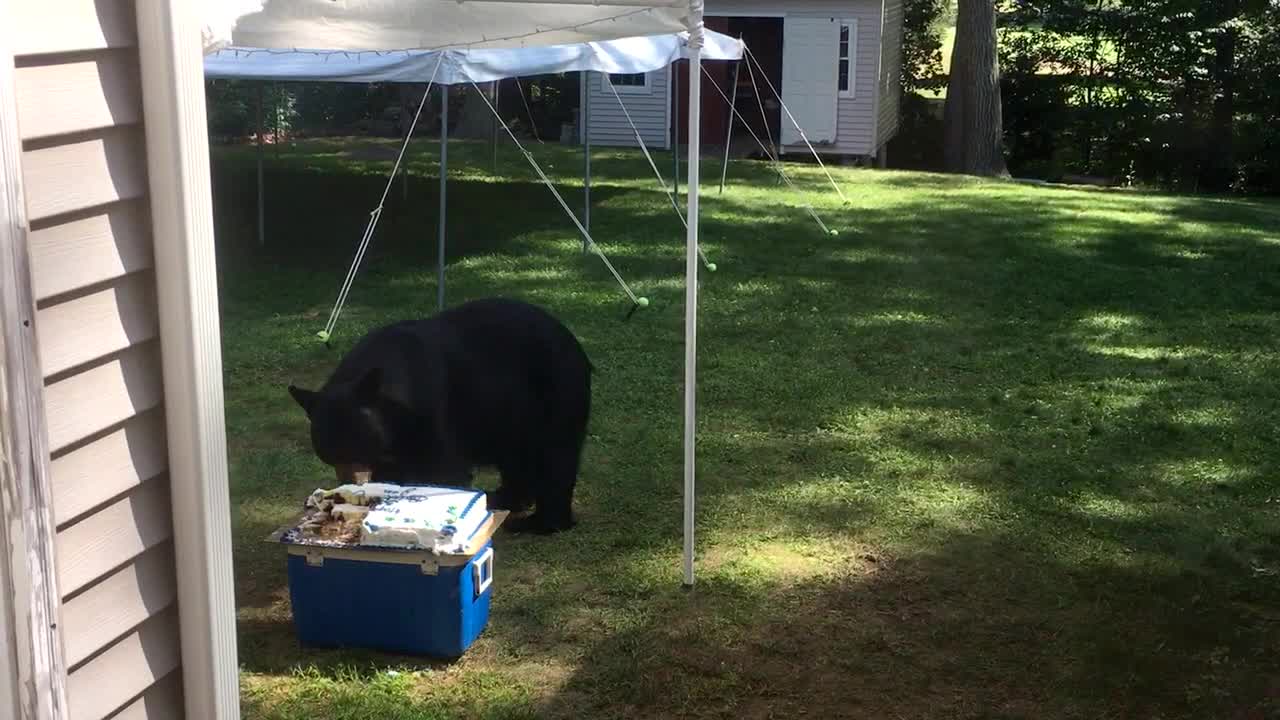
[
  {"x1": 9, "y1": 0, "x2": 185, "y2": 718},
  {"x1": 876, "y1": 0, "x2": 905, "y2": 149},
  {"x1": 583, "y1": 68, "x2": 671, "y2": 150}
]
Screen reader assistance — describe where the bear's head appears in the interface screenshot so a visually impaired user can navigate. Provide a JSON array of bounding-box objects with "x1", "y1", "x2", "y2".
[{"x1": 288, "y1": 367, "x2": 393, "y2": 485}]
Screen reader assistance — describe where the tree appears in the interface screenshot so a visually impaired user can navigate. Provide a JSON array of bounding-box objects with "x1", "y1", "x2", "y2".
[
  {"x1": 901, "y1": 0, "x2": 951, "y2": 95},
  {"x1": 451, "y1": 85, "x2": 501, "y2": 140},
  {"x1": 943, "y1": 0, "x2": 1009, "y2": 176}
]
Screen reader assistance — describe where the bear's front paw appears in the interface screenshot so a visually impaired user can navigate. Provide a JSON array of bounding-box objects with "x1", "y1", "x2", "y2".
[
  {"x1": 504, "y1": 512, "x2": 575, "y2": 535},
  {"x1": 486, "y1": 488, "x2": 533, "y2": 513}
]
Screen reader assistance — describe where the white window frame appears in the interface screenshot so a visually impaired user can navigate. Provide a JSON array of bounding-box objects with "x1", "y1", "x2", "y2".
[
  {"x1": 608, "y1": 71, "x2": 652, "y2": 95},
  {"x1": 837, "y1": 17, "x2": 858, "y2": 100}
]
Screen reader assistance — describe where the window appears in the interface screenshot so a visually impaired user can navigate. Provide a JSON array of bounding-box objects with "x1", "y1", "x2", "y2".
[
  {"x1": 608, "y1": 72, "x2": 650, "y2": 94},
  {"x1": 838, "y1": 19, "x2": 857, "y2": 98}
]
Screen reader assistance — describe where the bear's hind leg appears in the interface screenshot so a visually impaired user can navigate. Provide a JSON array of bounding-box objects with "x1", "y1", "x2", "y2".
[{"x1": 508, "y1": 443, "x2": 580, "y2": 534}]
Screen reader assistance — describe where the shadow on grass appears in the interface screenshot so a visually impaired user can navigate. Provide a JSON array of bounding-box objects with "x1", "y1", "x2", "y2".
[
  {"x1": 216, "y1": 141, "x2": 1280, "y2": 718},
  {"x1": 529, "y1": 530, "x2": 1280, "y2": 720},
  {"x1": 237, "y1": 529, "x2": 1280, "y2": 719}
]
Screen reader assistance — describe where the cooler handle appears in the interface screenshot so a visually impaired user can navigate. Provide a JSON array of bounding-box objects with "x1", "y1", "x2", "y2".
[{"x1": 472, "y1": 547, "x2": 494, "y2": 598}]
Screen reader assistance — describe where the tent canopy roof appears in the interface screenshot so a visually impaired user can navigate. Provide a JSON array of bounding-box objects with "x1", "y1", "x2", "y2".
[
  {"x1": 201, "y1": 0, "x2": 697, "y2": 55},
  {"x1": 203, "y1": 30, "x2": 740, "y2": 84}
]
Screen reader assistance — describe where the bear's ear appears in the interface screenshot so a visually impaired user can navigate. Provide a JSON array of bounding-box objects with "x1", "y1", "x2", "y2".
[
  {"x1": 354, "y1": 367, "x2": 383, "y2": 402},
  {"x1": 288, "y1": 384, "x2": 319, "y2": 416}
]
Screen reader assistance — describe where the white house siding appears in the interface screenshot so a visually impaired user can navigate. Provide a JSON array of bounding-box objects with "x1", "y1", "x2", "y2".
[
  {"x1": 876, "y1": 0, "x2": 905, "y2": 149},
  {"x1": 9, "y1": 0, "x2": 185, "y2": 718},
  {"x1": 583, "y1": 68, "x2": 671, "y2": 150},
  {"x1": 583, "y1": 0, "x2": 889, "y2": 156},
  {"x1": 795, "y1": 1, "x2": 882, "y2": 155}
]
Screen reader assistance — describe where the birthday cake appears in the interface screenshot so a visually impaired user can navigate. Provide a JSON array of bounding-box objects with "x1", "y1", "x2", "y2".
[{"x1": 296, "y1": 482, "x2": 489, "y2": 553}]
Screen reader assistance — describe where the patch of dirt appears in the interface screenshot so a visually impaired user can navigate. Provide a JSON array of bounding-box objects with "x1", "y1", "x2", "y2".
[
  {"x1": 507, "y1": 660, "x2": 574, "y2": 696},
  {"x1": 534, "y1": 546, "x2": 1068, "y2": 720},
  {"x1": 698, "y1": 538, "x2": 888, "y2": 581}
]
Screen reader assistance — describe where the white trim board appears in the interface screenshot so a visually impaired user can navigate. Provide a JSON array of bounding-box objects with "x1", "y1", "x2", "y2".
[
  {"x1": 664, "y1": 62, "x2": 673, "y2": 150},
  {"x1": 871, "y1": 0, "x2": 885, "y2": 154},
  {"x1": 579, "y1": 72, "x2": 587, "y2": 145},
  {"x1": 134, "y1": 2, "x2": 241, "y2": 718}
]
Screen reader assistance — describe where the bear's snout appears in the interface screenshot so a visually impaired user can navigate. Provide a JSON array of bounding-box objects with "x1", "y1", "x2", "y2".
[{"x1": 335, "y1": 463, "x2": 373, "y2": 486}]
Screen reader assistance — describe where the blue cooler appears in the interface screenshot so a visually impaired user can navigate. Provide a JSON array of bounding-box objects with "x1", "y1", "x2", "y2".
[{"x1": 270, "y1": 492, "x2": 507, "y2": 659}]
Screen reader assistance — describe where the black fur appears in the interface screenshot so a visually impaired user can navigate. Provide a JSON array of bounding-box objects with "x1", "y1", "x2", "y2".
[{"x1": 288, "y1": 297, "x2": 592, "y2": 534}]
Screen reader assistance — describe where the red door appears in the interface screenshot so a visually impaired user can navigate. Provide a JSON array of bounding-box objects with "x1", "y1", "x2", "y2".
[{"x1": 671, "y1": 16, "x2": 731, "y2": 147}]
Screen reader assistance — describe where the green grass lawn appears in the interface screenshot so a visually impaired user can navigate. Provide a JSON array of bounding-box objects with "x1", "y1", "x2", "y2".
[{"x1": 214, "y1": 136, "x2": 1280, "y2": 719}]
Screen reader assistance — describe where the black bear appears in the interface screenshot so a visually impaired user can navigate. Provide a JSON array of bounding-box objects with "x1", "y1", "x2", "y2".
[{"x1": 287, "y1": 297, "x2": 592, "y2": 534}]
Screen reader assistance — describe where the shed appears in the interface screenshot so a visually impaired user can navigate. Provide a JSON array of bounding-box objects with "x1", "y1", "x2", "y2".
[{"x1": 582, "y1": 0, "x2": 905, "y2": 161}]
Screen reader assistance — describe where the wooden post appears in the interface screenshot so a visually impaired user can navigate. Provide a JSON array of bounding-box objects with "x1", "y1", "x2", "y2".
[{"x1": 0, "y1": 24, "x2": 71, "y2": 719}]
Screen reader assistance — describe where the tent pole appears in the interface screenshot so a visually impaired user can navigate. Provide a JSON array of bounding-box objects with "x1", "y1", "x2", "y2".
[
  {"x1": 683, "y1": 17, "x2": 703, "y2": 589},
  {"x1": 438, "y1": 84, "x2": 448, "y2": 312},
  {"x1": 491, "y1": 80, "x2": 499, "y2": 173},
  {"x1": 719, "y1": 53, "x2": 740, "y2": 194},
  {"x1": 256, "y1": 82, "x2": 265, "y2": 247},
  {"x1": 582, "y1": 70, "x2": 591, "y2": 250}
]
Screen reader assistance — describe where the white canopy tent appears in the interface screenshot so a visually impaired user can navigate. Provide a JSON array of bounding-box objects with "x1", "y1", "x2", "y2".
[
  {"x1": 202, "y1": 0, "x2": 710, "y2": 587},
  {"x1": 203, "y1": 29, "x2": 743, "y2": 310},
  {"x1": 203, "y1": 31, "x2": 742, "y2": 83},
  {"x1": 202, "y1": 0, "x2": 694, "y2": 53}
]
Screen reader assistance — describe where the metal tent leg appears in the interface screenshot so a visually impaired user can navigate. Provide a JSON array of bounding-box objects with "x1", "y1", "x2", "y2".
[{"x1": 438, "y1": 85, "x2": 448, "y2": 312}]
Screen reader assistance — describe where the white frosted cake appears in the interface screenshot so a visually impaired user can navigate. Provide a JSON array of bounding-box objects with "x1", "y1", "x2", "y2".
[
  {"x1": 306, "y1": 482, "x2": 399, "y2": 510},
  {"x1": 357, "y1": 485, "x2": 489, "y2": 553}
]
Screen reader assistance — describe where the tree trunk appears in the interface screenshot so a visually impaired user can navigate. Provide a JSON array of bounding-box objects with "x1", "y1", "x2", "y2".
[
  {"x1": 1202, "y1": 0, "x2": 1238, "y2": 192},
  {"x1": 452, "y1": 84, "x2": 499, "y2": 140},
  {"x1": 399, "y1": 85, "x2": 415, "y2": 137},
  {"x1": 943, "y1": 0, "x2": 1008, "y2": 177}
]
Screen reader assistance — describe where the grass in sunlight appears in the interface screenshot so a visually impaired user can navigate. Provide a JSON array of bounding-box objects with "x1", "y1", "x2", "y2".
[{"x1": 214, "y1": 136, "x2": 1280, "y2": 719}]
